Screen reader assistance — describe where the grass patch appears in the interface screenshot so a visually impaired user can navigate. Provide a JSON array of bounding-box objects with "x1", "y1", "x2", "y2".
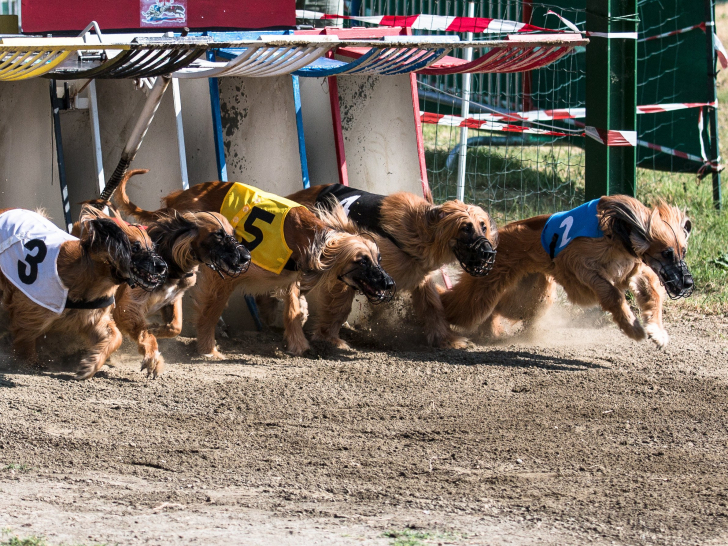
[
  {"x1": 1, "y1": 464, "x2": 31, "y2": 473},
  {"x1": 0, "y1": 530, "x2": 108, "y2": 546},
  {"x1": 382, "y1": 529, "x2": 461, "y2": 546}
]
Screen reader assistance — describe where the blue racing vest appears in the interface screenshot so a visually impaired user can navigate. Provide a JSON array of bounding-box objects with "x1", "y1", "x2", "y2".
[{"x1": 541, "y1": 199, "x2": 603, "y2": 259}]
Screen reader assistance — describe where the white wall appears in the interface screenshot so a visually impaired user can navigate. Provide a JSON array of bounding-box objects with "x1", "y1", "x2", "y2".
[{"x1": 0, "y1": 79, "x2": 65, "y2": 228}]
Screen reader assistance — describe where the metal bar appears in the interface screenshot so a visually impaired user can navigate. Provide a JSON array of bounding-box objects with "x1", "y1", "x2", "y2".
[
  {"x1": 291, "y1": 75, "x2": 310, "y2": 189},
  {"x1": 49, "y1": 80, "x2": 73, "y2": 232},
  {"x1": 171, "y1": 78, "x2": 189, "y2": 190},
  {"x1": 99, "y1": 75, "x2": 171, "y2": 202},
  {"x1": 207, "y1": 50, "x2": 228, "y2": 182},
  {"x1": 455, "y1": 1, "x2": 475, "y2": 202},
  {"x1": 705, "y1": 0, "x2": 722, "y2": 210},
  {"x1": 327, "y1": 73, "x2": 349, "y2": 186},
  {"x1": 87, "y1": 80, "x2": 106, "y2": 197},
  {"x1": 584, "y1": 0, "x2": 637, "y2": 200}
]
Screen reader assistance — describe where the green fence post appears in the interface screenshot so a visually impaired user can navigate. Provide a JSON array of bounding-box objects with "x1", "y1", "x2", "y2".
[
  {"x1": 584, "y1": 0, "x2": 638, "y2": 200},
  {"x1": 705, "y1": 0, "x2": 722, "y2": 210}
]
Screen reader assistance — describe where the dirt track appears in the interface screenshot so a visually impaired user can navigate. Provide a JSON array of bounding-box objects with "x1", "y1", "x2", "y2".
[{"x1": 1, "y1": 304, "x2": 727, "y2": 546}]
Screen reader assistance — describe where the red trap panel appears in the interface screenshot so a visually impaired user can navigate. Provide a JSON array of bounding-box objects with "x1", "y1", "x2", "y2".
[{"x1": 21, "y1": 0, "x2": 295, "y2": 33}]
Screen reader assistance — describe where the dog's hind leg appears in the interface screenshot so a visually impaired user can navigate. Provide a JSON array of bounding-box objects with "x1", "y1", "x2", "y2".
[
  {"x1": 283, "y1": 283, "x2": 310, "y2": 356},
  {"x1": 150, "y1": 298, "x2": 184, "y2": 339},
  {"x1": 631, "y1": 265, "x2": 668, "y2": 348},
  {"x1": 193, "y1": 269, "x2": 235, "y2": 358},
  {"x1": 413, "y1": 274, "x2": 468, "y2": 349}
]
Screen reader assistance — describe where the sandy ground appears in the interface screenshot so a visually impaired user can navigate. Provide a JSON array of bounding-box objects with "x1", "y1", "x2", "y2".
[{"x1": 0, "y1": 301, "x2": 727, "y2": 546}]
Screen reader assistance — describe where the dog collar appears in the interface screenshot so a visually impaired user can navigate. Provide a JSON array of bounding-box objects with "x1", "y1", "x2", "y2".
[{"x1": 65, "y1": 295, "x2": 115, "y2": 310}]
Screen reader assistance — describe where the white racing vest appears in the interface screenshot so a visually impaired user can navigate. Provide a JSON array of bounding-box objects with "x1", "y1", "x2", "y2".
[{"x1": 0, "y1": 209, "x2": 78, "y2": 314}]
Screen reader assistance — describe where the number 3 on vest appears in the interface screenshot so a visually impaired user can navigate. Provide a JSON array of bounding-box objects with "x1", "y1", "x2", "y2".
[{"x1": 17, "y1": 238, "x2": 48, "y2": 285}]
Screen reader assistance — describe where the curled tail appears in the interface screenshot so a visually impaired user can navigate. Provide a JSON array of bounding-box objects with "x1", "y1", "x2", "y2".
[{"x1": 111, "y1": 169, "x2": 159, "y2": 223}]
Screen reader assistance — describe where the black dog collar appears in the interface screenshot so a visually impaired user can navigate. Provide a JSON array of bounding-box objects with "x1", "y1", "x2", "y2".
[{"x1": 65, "y1": 295, "x2": 115, "y2": 310}]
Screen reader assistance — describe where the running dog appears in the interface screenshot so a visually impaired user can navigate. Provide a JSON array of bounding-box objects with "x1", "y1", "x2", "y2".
[
  {"x1": 108, "y1": 170, "x2": 251, "y2": 377},
  {"x1": 133, "y1": 175, "x2": 395, "y2": 357},
  {"x1": 0, "y1": 206, "x2": 167, "y2": 379},
  {"x1": 286, "y1": 184, "x2": 497, "y2": 349},
  {"x1": 441, "y1": 195, "x2": 693, "y2": 347}
]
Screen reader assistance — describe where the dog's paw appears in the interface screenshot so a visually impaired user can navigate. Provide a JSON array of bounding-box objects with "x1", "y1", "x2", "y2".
[
  {"x1": 624, "y1": 319, "x2": 647, "y2": 342},
  {"x1": 141, "y1": 351, "x2": 165, "y2": 378},
  {"x1": 440, "y1": 333, "x2": 470, "y2": 350},
  {"x1": 286, "y1": 337, "x2": 310, "y2": 357},
  {"x1": 75, "y1": 358, "x2": 99, "y2": 381},
  {"x1": 644, "y1": 323, "x2": 669, "y2": 349},
  {"x1": 201, "y1": 348, "x2": 225, "y2": 360}
]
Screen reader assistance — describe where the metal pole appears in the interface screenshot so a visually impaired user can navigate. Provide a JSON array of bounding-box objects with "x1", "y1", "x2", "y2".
[
  {"x1": 705, "y1": 0, "x2": 722, "y2": 210},
  {"x1": 49, "y1": 81, "x2": 73, "y2": 232},
  {"x1": 455, "y1": 1, "x2": 475, "y2": 202},
  {"x1": 87, "y1": 80, "x2": 106, "y2": 197},
  {"x1": 584, "y1": 0, "x2": 637, "y2": 200},
  {"x1": 99, "y1": 76, "x2": 171, "y2": 202},
  {"x1": 171, "y1": 78, "x2": 189, "y2": 191}
]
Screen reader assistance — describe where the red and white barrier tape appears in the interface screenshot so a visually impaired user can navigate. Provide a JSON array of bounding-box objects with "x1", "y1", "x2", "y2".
[
  {"x1": 585, "y1": 126, "x2": 637, "y2": 147},
  {"x1": 296, "y1": 10, "x2": 567, "y2": 34},
  {"x1": 640, "y1": 22, "x2": 705, "y2": 42},
  {"x1": 426, "y1": 101, "x2": 714, "y2": 125},
  {"x1": 420, "y1": 112, "x2": 572, "y2": 136},
  {"x1": 420, "y1": 112, "x2": 722, "y2": 170}
]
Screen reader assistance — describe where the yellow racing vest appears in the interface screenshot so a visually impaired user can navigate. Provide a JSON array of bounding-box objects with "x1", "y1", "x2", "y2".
[{"x1": 220, "y1": 183, "x2": 303, "y2": 274}]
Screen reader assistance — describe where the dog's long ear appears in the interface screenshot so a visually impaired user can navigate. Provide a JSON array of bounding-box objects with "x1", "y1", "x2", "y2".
[
  {"x1": 79, "y1": 210, "x2": 132, "y2": 277},
  {"x1": 681, "y1": 215, "x2": 692, "y2": 240},
  {"x1": 599, "y1": 196, "x2": 650, "y2": 256},
  {"x1": 426, "y1": 205, "x2": 445, "y2": 226}
]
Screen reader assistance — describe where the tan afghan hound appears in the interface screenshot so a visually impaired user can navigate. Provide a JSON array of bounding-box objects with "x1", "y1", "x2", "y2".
[
  {"x1": 442, "y1": 195, "x2": 693, "y2": 347},
  {"x1": 156, "y1": 179, "x2": 395, "y2": 357},
  {"x1": 106, "y1": 169, "x2": 252, "y2": 377},
  {"x1": 285, "y1": 184, "x2": 497, "y2": 349},
  {"x1": 0, "y1": 205, "x2": 167, "y2": 379}
]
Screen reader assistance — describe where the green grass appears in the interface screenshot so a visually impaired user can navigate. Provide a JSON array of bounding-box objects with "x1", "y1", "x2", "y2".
[
  {"x1": 1, "y1": 464, "x2": 31, "y2": 473},
  {"x1": 382, "y1": 529, "x2": 462, "y2": 546},
  {"x1": 0, "y1": 530, "x2": 109, "y2": 546}
]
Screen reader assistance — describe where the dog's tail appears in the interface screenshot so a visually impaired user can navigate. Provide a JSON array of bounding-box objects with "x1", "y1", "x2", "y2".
[{"x1": 112, "y1": 169, "x2": 159, "y2": 223}]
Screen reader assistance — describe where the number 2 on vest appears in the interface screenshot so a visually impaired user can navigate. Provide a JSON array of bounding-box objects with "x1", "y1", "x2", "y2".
[
  {"x1": 17, "y1": 238, "x2": 48, "y2": 285},
  {"x1": 559, "y1": 216, "x2": 574, "y2": 249},
  {"x1": 243, "y1": 207, "x2": 275, "y2": 251}
]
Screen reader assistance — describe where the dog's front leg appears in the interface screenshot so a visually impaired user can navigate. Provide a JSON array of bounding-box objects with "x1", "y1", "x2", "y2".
[
  {"x1": 413, "y1": 274, "x2": 468, "y2": 349},
  {"x1": 631, "y1": 265, "x2": 668, "y2": 348},
  {"x1": 283, "y1": 283, "x2": 310, "y2": 356},
  {"x1": 150, "y1": 298, "x2": 184, "y2": 339},
  {"x1": 77, "y1": 313, "x2": 119, "y2": 380},
  {"x1": 581, "y1": 271, "x2": 646, "y2": 342},
  {"x1": 192, "y1": 268, "x2": 235, "y2": 358},
  {"x1": 310, "y1": 286, "x2": 355, "y2": 350}
]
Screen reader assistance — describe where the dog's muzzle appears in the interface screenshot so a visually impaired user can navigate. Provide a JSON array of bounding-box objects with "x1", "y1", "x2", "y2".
[
  {"x1": 207, "y1": 235, "x2": 251, "y2": 279},
  {"x1": 340, "y1": 265, "x2": 396, "y2": 305},
  {"x1": 650, "y1": 259, "x2": 694, "y2": 300},
  {"x1": 454, "y1": 236, "x2": 497, "y2": 277},
  {"x1": 129, "y1": 251, "x2": 168, "y2": 291}
]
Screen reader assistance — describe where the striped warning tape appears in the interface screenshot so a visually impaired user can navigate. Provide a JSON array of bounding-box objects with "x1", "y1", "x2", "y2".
[
  {"x1": 420, "y1": 111, "x2": 722, "y2": 169},
  {"x1": 423, "y1": 101, "x2": 715, "y2": 125}
]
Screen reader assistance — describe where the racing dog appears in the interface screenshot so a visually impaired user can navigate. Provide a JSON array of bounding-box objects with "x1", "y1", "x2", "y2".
[
  {"x1": 286, "y1": 184, "x2": 497, "y2": 349},
  {"x1": 0, "y1": 206, "x2": 167, "y2": 379},
  {"x1": 108, "y1": 170, "x2": 251, "y2": 377},
  {"x1": 139, "y1": 175, "x2": 395, "y2": 357},
  {"x1": 442, "y1": 195, "x2": 693, "y2": 347}
]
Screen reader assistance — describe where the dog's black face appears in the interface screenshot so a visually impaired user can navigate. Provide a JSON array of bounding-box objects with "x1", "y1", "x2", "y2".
[
  {"x1": 83, "y1": 217, "x2": 167, "y2": 290},
  {"x1": 453, "y1": 222, "x2": 497, "y2": 277},
  {"x1": 644, "y1": 247, "x2": 694, "y2": 300},
  {"x1": 128, "y1": 236, "x2": 168, "y2": 291},
  {"x1": 196, "y1": 228, "x2": 251, "y2": 279},
  {"x1": 340, "y1": 253, "x2": 396, "y2": 305}
]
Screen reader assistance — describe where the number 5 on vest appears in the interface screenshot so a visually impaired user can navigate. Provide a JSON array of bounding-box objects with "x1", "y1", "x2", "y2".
[{"x1": 243, "y1": 207, "x2": 275, "y2": 251}]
